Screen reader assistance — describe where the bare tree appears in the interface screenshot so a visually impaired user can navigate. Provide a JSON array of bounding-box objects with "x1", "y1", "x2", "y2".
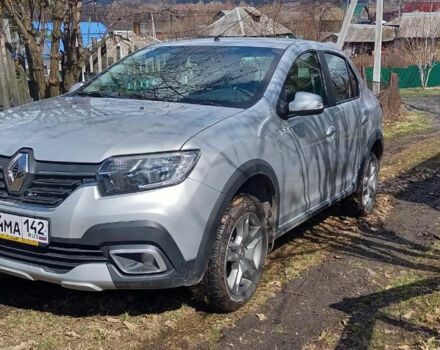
[
  {"x1": 297, "y1": 0, "x2": 340, "y2": 41},
  {"x1": 398, "y1": 14, "x2": 440, "y2": 88},
  {"x1": 0, "y1": 0, "x2": 159, "y2": 99},
  {"x1": 1, "y1": 0, "x2": 51, "y2": 99},
  {"x1": 0, "y1": 0, "x2": 91, "y2": 98}
]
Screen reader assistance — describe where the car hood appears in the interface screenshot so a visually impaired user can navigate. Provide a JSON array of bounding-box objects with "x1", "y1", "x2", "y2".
[{"x1": 0, "y1": 96, "x2": 242, "y2": 163}]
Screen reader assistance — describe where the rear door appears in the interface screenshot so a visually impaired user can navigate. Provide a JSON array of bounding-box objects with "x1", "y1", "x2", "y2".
[{"x1": 322, "y1": 53, "x2": 363, "y2": 194}]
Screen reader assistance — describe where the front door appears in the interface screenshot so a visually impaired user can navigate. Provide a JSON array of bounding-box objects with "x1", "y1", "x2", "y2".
[{"x1": 275, "y1": 51, "x2": 338, "y2": 227}]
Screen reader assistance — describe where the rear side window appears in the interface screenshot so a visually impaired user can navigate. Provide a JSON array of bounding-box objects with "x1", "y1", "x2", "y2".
[
  {"x1": 348, "y1": 65, "x2": 360, "y2": 98},
  {"x1": 282, "y1": 52, "x2": 326, "y2": 104},
  {"x1": 324, "y1": 53, "x2": 358, "y2": 103}
]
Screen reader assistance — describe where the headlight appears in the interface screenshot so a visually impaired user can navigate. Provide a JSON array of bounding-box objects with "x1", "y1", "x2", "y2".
[{"x1": 97, "y1": 150, "x2": 200, "y2": 195}]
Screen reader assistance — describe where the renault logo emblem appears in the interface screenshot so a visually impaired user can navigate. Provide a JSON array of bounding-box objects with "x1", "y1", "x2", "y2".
[{"x1": 6, "y1": 153, "x2": 29, "y2": 193}]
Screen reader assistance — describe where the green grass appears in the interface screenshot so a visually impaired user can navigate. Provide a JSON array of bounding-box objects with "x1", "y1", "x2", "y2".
[
  {"x1": 399, "y1": 87, "x2": 440, "y2": 99},
  {"x1": 383, "y1": 111, "x2": 432, "y2": 140}
]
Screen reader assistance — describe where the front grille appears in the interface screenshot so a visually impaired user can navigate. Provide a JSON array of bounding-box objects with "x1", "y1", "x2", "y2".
[
  {"x1": 0, "y1": 154, "x2": 99, "y2": 207},
  {"x1": 0, "y1": 173, "x2": 96, "y2": 207},
  {"x1": 0, "y1": 240, "x2": 108, "y2": 273}
]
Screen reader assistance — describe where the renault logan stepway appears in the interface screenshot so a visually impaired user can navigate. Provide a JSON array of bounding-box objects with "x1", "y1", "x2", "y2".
[{"x1": 0, "y1": 38, "x2": 382, "y2": 311}]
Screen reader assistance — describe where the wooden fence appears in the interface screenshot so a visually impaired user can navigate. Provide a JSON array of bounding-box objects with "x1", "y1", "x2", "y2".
[{"x1": 0, "y1": 17, "x2": 30, "y2": 111}]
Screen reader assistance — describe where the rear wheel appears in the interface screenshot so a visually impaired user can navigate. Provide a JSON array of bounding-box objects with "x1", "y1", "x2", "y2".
[
  {"x1": 194, "y1": 194, "x2": 268, "y2": 312},
  {"x1": 352, "y1": 152, "x2": 379, "y2": 215}
]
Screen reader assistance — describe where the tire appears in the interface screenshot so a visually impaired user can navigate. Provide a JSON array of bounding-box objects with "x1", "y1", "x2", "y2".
[
  {"x1": 194, "y1": 194, "x2": 268, "y2": 312},
  {"x1": 351, "y1": 152, "x2": 380, "y2": 216}
]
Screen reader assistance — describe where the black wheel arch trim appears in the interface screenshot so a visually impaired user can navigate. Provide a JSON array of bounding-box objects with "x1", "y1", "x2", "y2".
[
  {"x1": 49, "y1": 160, "x2": 281, "y2": 288},
  {"x1": 192, "y1": 159, "x2": 281, "y2": 284},
  {"x1": 355, "y1": 130, "x2": 384, "y2": 192}
]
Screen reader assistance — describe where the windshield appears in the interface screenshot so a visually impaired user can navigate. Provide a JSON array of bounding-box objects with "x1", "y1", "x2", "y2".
[{"x1": 79, "y1": 45, "x2": 283, "y2": 108}]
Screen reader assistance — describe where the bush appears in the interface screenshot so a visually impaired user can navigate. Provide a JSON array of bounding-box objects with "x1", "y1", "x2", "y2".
[{"x1": 379, "y1": 73, "x2": 402, "y2": 121}]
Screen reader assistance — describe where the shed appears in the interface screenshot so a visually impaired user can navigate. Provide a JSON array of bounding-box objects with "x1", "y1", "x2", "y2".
[
  {"x1": 337, "y1": 24, "x2": 396, "y2": 43},
  {"x1": 329, "y1": 24, "x2": 397, "y2": 55}
]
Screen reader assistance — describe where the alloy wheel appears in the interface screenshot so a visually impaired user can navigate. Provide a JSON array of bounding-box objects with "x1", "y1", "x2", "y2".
[
  {"x1": 224, "y1": 212, "x2": 264, "y2": 297},
  {"x1": 362, "y1": 157, "x2": 379, "y2": 209}
]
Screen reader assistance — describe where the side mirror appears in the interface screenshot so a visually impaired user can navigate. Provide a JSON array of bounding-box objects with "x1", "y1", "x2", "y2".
[
  {"x1": 69, "y1": 82, "x2": 84, "y2": 93},
  {"x1": 288, "y1": 92, "x2": 324, "y2": 116}
]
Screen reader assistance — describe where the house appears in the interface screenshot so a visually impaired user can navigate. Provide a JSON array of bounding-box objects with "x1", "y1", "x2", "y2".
[
  {"x1": 316, "y1": 5, "x2": 345, "y2": 33},
  {"x1": 36, "y1": 21, "x2": 107, "y2": 75},
  {"x1": 394, "y1": 12, "x2": 440, "y2": 39},
  {"x1": 96, "y1": 30, "x2": 159, "y2": 67},
  {"x1": 198, "y1": 7, "x2": 294, "y2": 38},
  {"x1": 34, "y1": 21, "x2": 158, "y2": 80},
  {"x1": 353, "y1": 5, "x2": 370, "y2": 23},
  {"x1": 403, "y1": 2, "x2": 440, "y2": 13},
  {"x1": 110, "y1": 13, "x2": 173, "y2": 41},
  {"x1": 83, "y1": 28, "x2": 159, "y2": 81},
  {"x1": 323, "y1": 24, "x2": 397, "y2": 55}
]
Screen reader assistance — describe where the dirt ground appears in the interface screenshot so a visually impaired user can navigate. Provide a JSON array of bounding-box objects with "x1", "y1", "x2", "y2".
[{"x1": 0, "y1": 94, "x2": 440, "y2": 350}]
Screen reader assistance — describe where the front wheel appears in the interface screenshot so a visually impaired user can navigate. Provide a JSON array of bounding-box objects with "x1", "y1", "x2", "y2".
[
  {"x1": 194, "y1": 194, "x2": 268, "y2": 312},
  {"x1": 352, "y1": 152, "x2": 380, "y2": 215}
]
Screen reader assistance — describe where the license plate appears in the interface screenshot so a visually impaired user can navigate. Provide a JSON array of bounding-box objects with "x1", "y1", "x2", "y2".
[{"x1": 0, "y1": 211, "x2": 50, "y2": 246}]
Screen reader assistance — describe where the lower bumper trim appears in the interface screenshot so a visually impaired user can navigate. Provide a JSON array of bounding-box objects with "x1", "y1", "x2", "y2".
[{"x1": 0, "y1": 257, "x2": 116, "y2": 291}]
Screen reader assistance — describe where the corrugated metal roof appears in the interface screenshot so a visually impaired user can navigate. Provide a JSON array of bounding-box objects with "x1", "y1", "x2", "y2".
[
  {"x1": 198, "y1": 7, "x2": 293, "y2": 38},
  {"x1": 396, "y1": 12, "x2": 440, "y2": 38},
  {"x1": 334, "y1": 24, "x2": 397, "y2": 43}
]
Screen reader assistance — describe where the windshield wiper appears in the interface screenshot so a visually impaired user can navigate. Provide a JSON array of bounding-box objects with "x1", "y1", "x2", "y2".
[
  {"x1": 75, "y1": 91, "x2": 114, "y2": 98},
  {"x1": 179, "y1": 98, "x2": 224, "y2": 107},
  {"x1": 122, "y1": 93, "x2": 164, "y2": 101}
]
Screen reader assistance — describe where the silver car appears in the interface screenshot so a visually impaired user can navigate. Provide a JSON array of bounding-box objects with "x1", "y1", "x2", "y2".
[{"x1": 0, "y1": 38, "x2": 382, "y2": 311}]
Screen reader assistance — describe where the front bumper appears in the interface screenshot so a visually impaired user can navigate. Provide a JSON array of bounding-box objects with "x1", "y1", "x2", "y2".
[{"x1": 0, "y1": 178, "x2": 224, "y2": 290}]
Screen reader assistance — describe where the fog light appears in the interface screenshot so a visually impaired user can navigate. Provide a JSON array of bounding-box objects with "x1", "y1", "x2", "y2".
[{"x1": 110, "y1": 247, "x2": 167, "y2": 275}]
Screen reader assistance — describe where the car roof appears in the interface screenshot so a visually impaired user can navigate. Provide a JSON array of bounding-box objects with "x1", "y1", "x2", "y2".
[{"x1": 154, "y1": 37, "x2": 335, "y2": 51}]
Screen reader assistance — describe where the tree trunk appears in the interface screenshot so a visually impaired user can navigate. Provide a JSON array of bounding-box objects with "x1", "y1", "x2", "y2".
[
  {"x1": 0, "y1": 15, "x2": 22, "y2": 106},
  {"x1": 26, "y1": 41, "x2": 47, "y2": 98},
  {"x1": 0, "y1": 43, "x2": 10, "y2": 109},
  {"x1": 418, "y1": 66, "x2": 427, "y2": 89},
  {"x1": 0, "y1": 4, "x2": 10, "y2": 109},
  {"x1": 62, "y1": 0, "x2": 86, "y2": 92},
  {"x1": 424, "y1": 66, "x2": 434, "y2": 89},
  {"x1": 1, "y1": 0, "x2": 47, "y2": 99},
  {"x1": 48, "y1": 13, "x2": 64, "y2": 97}
]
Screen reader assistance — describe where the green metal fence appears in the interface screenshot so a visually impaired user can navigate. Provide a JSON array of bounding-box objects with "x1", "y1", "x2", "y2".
[{"x1": 365, "y1": 63, "x2": 440, "y2": 89}]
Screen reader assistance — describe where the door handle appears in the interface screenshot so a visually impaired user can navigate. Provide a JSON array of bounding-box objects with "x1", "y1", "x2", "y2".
[
  {"x1": 361, "y1": 114, "x2": 369, "y2": 125},
  {"x1": 326, "y1": 126, "x2": 336, "y2": 137}
]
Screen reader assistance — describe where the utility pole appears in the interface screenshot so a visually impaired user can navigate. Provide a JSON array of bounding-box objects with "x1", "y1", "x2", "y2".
[
  {"x1": 151, "y1": 13, "x2": 156, "y2": 39},
  {"x1": 337, "y1": 0, "x2": 358, "y2": 49},
  {"x1": 373, "y1": 0, "x2": 383, "y2": 95},
  {"x1": 398, "y1": 0, "x2": 403, "y2": 17}
]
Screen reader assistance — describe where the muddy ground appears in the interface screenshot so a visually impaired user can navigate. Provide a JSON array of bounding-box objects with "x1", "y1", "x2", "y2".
[
  {"x1": 0, "y1": 95, "x2": 439, "y2": 350},
  {"x1": 212, "y1": 96, "x2": 440, "y2": 350},
  {"x1": 215, "y1": 156, "x2": 440, "y2": 350}
]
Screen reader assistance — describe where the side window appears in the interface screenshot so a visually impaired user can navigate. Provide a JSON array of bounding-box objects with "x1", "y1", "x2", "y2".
[
  {"x1": 347, "y1": 64, "x2": 360, "y2": 98},
  {"x1": 324, "y1": 53, "x2": 354, "y2": 103},
  {"x1": 282, "y1": 52, "x2": 325, "y2": 105}
]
